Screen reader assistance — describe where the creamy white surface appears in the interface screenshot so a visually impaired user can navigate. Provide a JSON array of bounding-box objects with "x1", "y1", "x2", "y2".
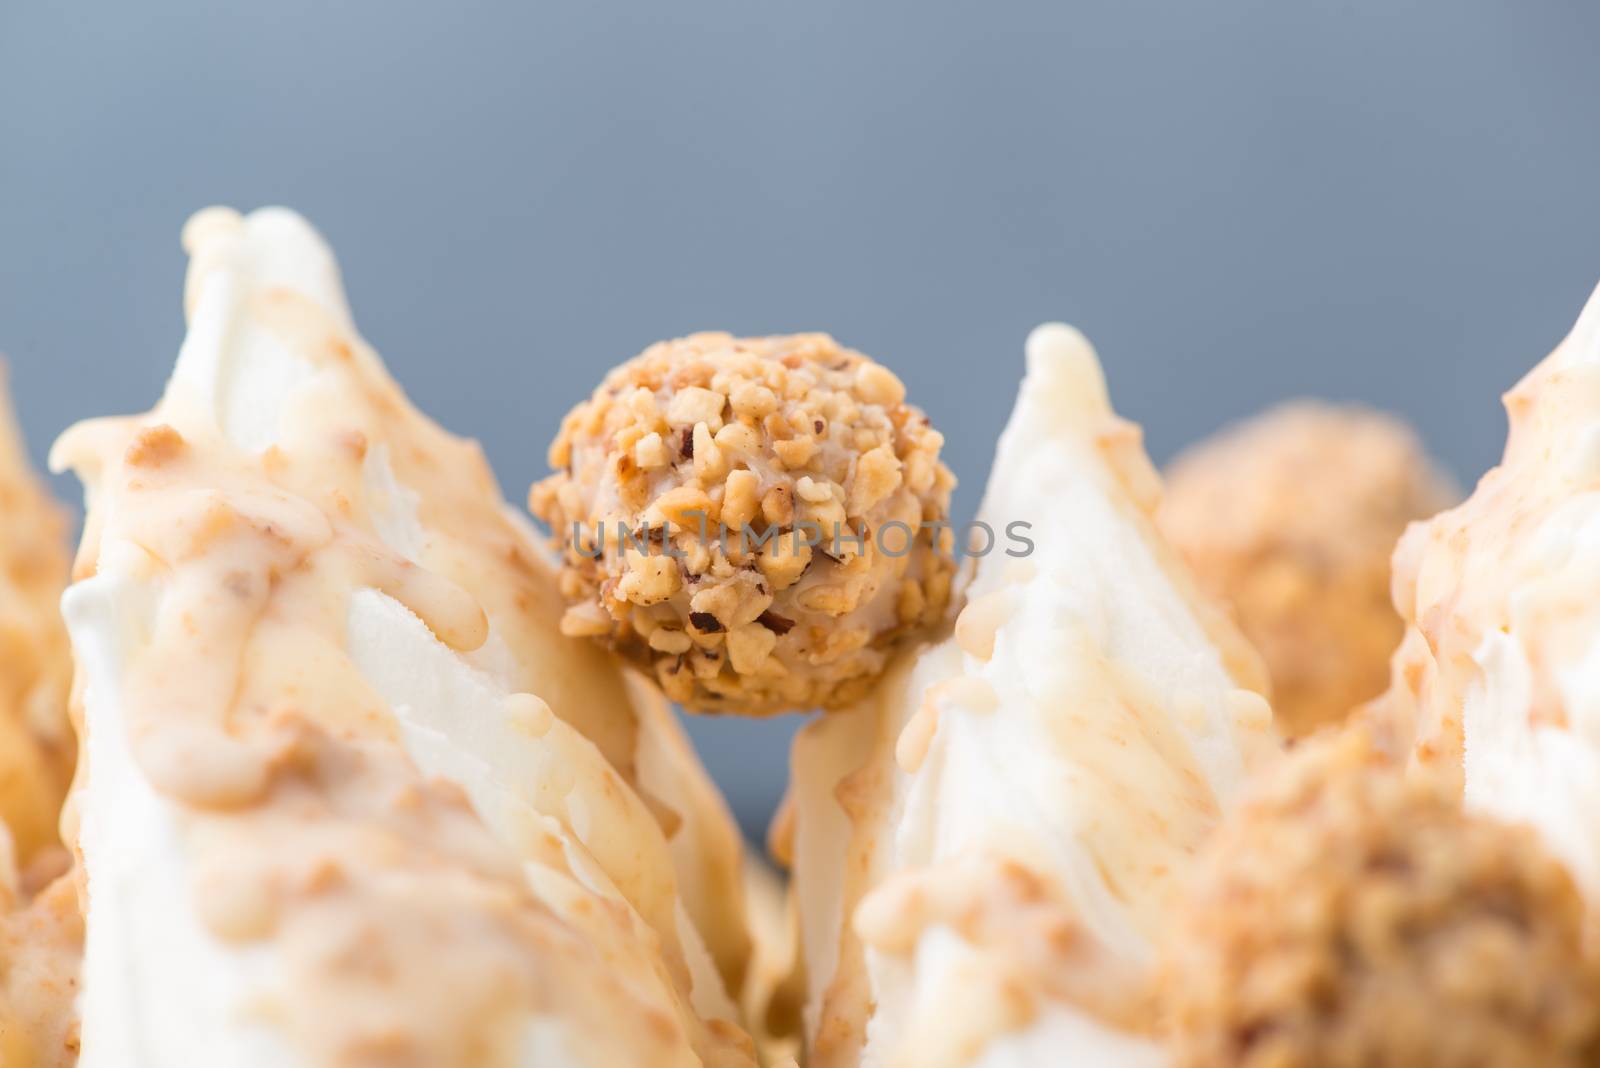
[
  {"x1": 795, "y1": 324, "x2": 1273, "y2": 1067},
  {"x1": 66, "y1": 571, "x2": 292, "y2": 1068},
  {"x1": 1386, "y1": 282, "x2": 1600, "y2": 908},
  {"x1": 59, "y1": 206, "x2": 740, "y2": 1067},
  {"x1": 347, "y1": 587, "x2": 737, "y2": 1025}
]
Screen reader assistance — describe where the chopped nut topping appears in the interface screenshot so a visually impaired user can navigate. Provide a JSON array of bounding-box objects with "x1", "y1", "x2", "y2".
[
  {"x1": 730, "y1": 382, "x2": 778, "y2": 419},
  {"x1": 756, "y1": 534, "x2": 812, "y2": 591},
  {"x1": 795, "y1": 475, "x2": 834, "y2": 504},
  {"x1": 667, "y1": 387, "x2": 726, "y2": 429},
  {"x1": 688, "y1": 611, "x2": 724, "y2": 633},
  {"x1": 721, "y1": 469, "x2": 761, "y2": 532},
  {"x1": 760, "y1": 485, "x2": 795, "y2": 527},
  {"x1": 648, "y1": 628, "x2": 693, "y2": 655},
  {"x1": 617, "y1": 552, "x2": 680, "y2": 605},
  {"x1": 692, "y1": 423, "x2": 725, "y2": 482},
  {"x1": 531, "y1": 333, "x2": 955, "y2": 714},
  {"x1": 634, "y1": 431, "x2": 668, "y2": 469},
  {"x1": 848, "y1": 444, "x2": 902, "y2": 515},
  {"x1": 645, "y1": 485, "x2": 716, "y2": 529},
  {"x1": 726, "y1": 622, "x2": 778, "y2": 674},
  {"x1": 854, "y1": 362, "x2": 906, "y2": 406},
  {"x1": 756, "y1": 610, "x2": 795, "y2": 635}
]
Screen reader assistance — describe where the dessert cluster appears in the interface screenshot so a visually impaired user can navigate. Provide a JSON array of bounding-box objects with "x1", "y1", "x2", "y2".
[{"x1": 1, "y1": 206, "x2": 1598, "y2": 1068}]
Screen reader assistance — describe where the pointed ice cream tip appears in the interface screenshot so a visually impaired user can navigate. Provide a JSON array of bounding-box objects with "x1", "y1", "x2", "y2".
[
  {"x1": 56, "y1": 207, "x2": 758, "y2": 1068},
  {"x1": 1564, "y1": 279, "x2": 1600, "y2": 365},
  {"x1": 1023, "y1": 321, "x2": 1111, "y2": 419},
  {"x1": 791, "y1": 321, "x2": 1275, "y2": 1068},
  {"x1": 163, "y1": 206, "x2": 363, "y2": 453},
  {"x1": 180, "y1": 205, "x2": 353, "y2": 330}
]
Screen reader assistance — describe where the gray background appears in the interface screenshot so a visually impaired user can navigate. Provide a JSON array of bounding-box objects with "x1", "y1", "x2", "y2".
[{"x1": 3, "y1": 2, "x2": 1599, "y2": 838}]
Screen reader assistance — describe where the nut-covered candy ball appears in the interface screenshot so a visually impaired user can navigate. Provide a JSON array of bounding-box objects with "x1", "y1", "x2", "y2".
[
  {"x1": 1159, "y1": 402, "x2": 1456, "y2": 738},
  {"x1": 531, "y1": 333, "x2": 956, "y2": 715},
  {"x1": 1162, "y1": 727, "x2": 1600, "y2": 1068}
]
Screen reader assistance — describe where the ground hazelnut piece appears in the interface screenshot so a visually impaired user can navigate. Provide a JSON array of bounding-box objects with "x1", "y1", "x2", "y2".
[
  {"x1": 1161, "y1": 726, "x2": 1600, "y2": 1068},
  {"x1": 531, "y1": 332, "x2": 956, "y2": 714}
]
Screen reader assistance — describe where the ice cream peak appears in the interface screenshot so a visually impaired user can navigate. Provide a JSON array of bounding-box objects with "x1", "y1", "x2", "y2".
[
  {"x1": 791, "y1": 323, "x2": 1275, "y2": 1068},
  {"x1": 53, "y1": 207, "x2": 753, "y2": 1068},
  {"x1": 1373, "y1": 281, "x2": 1600, "y2": 903}
]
